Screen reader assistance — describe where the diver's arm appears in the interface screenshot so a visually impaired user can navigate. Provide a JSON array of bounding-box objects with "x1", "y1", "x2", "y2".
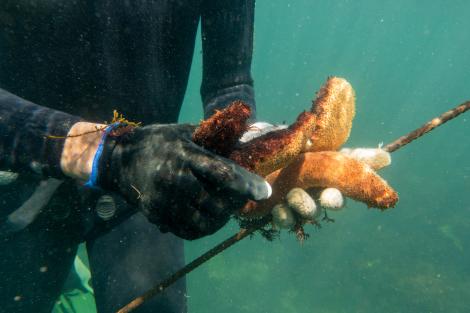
[
  {"x1": 0, "y1": 88, "x2": 85, "y2": 177},
  {"x1": 200, "y1": 0, "x2": 256, "y2": 119},
  {"x1": 0, "y1": 88, "x2": 106, "y2": 181},
  {"x1": 0, "y1": 88, "x2": 271, "y2": 239}
]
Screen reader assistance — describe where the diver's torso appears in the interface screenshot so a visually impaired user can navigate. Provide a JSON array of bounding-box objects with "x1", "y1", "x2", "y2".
[
  {"x1": 0, "y1": 3, "x2": 192, "y2": 312},
  {"x1": 0, "y1": 0, "x2": 202, "y2": 124}
]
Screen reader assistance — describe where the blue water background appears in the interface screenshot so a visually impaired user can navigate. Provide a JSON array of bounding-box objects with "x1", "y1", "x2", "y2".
[{"x1": 180, "y1": 1, "x2": 470, "y2": 312}]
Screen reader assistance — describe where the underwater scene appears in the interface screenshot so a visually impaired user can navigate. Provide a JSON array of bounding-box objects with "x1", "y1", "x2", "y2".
[
  {"x1": 184, "y1": 1, "x2": 470, "y2": 313},
  {"x1": 49, "y1": 0, "x2": 469, "y2": 312}
]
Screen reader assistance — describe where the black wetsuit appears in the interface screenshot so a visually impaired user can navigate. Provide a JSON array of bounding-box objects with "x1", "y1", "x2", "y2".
[{"x1": 0, "y1": 1, "x2": 255, "y2": 312}]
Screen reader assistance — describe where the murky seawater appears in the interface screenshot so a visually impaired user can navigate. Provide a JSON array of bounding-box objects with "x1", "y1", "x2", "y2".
[
  {"x1": 183, "y1": 1, "x2": 470, "y2": 313},
  {"x1": 52, "y1": 1, "x2": 470, "y2": 312}
]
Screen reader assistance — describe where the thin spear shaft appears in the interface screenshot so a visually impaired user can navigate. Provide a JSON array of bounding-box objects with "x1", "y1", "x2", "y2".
[
  {"x1": 117, "y1": 101, "x2": 470, "y2": 313},
  {"x1": 116, "y1": 227, "x2": 258, "y2": 313},
  {"x1": 383, "y1": 101, "x2": 470, "y2": 153}
]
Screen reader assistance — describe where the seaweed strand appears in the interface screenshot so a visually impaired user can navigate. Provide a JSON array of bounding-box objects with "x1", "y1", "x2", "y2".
[{"x1": 46, "y1": 110, "x2": 141, "y2": 139}]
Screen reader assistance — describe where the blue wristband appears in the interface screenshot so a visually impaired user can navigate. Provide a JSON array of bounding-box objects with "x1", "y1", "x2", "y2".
[{"x1": 84, "y1": 122, "x2": 122, "y2": 188}]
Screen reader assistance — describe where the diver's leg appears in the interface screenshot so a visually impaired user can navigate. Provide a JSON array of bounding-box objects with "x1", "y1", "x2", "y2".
[
  {"x1": 0, "y1": 182, "x2": 82, "y2": 313},
  {"x1": 87, "y1": 212, "x2": 187, "y2": 313},
  {"x1": 0, "y1": 233, "x2": 77, "y2": 313}
]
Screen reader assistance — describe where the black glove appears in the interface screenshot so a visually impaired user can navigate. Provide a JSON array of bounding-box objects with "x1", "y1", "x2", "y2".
[{"x1": 97, "y1": 124, "x2": 270, "y2": 240}]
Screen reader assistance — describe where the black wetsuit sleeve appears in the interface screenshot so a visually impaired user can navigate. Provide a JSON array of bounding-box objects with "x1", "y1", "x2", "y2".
[
  {"x1": 0, "y1": 88, "x2": 81, "y2": 177},
  {"x1": 200, "y1": 0, "x2": 256, "y2": 119}
]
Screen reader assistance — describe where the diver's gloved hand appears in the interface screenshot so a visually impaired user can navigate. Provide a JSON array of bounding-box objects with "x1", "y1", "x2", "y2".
[{"x1": 97, "y1": 124, "x2": 271, "y2": 240}]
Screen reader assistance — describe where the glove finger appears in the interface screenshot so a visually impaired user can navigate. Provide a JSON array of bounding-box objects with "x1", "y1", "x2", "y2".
[
  {"x1": 196, "y1": 196, "x2": 232, "y2": 233},
  {"x1": 165, "y1": 199, "x2": 231, "y2": 240},
  {"x1": 174, "y1": 208, "x2": 230, "y2": 240},
  {"x1": 188, "y1": 148, "x2": 271, "y2": 202}
]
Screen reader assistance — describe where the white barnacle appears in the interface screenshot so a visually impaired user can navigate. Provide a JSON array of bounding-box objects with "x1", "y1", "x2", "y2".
[
  {"x1": 239, "y1": 122, "x2": 288, "y2": 143},
  {"x1": 271, "y1": 203, "x2": 296, "y2": 229},
  {"x1": 319, "y1": 188, "x2": 344, "y2": 211},
  {"x1": 286, "y1": 188, "x2": 318, "y2": 219}
]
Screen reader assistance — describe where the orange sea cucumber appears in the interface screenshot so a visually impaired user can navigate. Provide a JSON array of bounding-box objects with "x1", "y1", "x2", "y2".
[
  {"x1": 239, "y1": 151, "x2": 398, "y2": 217},
  {"x1": 193, "y1": 77, "x2": 398, "y2": 216},
  {"x1": 307, "y1": 77, "x2": 356, "y2": 152},
  {"x1": 197, "y1": 77, "x2": 356, "y2": 177}
]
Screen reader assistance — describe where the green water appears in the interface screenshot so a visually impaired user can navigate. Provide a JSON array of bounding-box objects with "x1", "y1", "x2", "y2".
[
  {"x1": 182, "y1": 1, "x2": 470, "y2": 313},
  {"x1": 55, "y1": 1, "x2": 470, "y2": 312}
]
